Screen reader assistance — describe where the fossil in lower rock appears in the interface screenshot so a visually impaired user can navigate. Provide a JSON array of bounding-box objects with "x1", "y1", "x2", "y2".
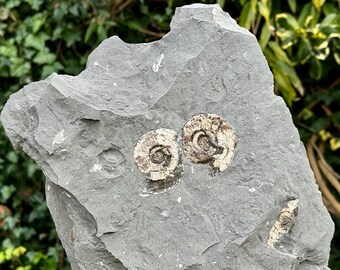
[{"x1": 268, "y1": 199, "x2": 299, "y2": 247}]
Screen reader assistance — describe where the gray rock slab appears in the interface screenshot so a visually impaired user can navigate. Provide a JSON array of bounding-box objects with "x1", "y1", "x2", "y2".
[{"x1": 1, "y1": 3, "x2": 334, "y2": 270}]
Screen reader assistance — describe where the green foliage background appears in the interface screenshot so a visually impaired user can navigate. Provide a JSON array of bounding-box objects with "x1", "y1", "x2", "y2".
[{"x1": 0, "y1": 0, "x2": 339, "y2": 269}]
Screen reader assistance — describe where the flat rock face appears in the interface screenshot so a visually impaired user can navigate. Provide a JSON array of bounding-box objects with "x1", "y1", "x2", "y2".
[{"x1": 1, "y1": 4, "x2": 334, "y2": 270}]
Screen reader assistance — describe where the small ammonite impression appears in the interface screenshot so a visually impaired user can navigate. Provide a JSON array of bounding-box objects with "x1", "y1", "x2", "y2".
[
  {"x1": 182, "y1": 114, "x2": 236, "y2": 175},
  {"x1": 134, "y1": 128, "x2": 182, "y2": 182}
]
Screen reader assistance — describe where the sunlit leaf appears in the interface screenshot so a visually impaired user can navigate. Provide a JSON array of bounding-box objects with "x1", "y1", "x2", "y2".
[
  {"x1": 298, "y1": 3, "x2": 315, "y2": 26},
  {"x1": 276, "y1": 13, "x2": 300, "y2": 30},
  {"x1": 258, "y1": 2, "x2": 270, "y2": 22},
  {"x1": 30, "y1": 12, "x2": 48, "y2": 33},
  {"x1": 12, "y1": 246, "x2": 26, "y2": 257},
  {"x1": 319, "y1": 129, "x2": 332, "y2": 141},
  {"x1": 330, "y1": 138, "x2": 340, "y2": 151},
  {"x1": 313, "y1": 46, "x2": 330, "y2": 60},
  {"x1": 334, "y1": 51, "x2": 340, "y2": 64},
  {"x1": 250, "y1": 0, "x2": 258, "y2": 21},
  {"x1": 312, "y1": 0, "x2": 326, "y2": 11}
]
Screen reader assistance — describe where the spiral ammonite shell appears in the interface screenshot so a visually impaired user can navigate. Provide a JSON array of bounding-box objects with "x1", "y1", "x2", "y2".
[
  {"x1": 182, "y1": 114, "x2": 236, "y2": 175},
  {"x1": 134, "y1": 128, "x2": 182, "y2": 182}
]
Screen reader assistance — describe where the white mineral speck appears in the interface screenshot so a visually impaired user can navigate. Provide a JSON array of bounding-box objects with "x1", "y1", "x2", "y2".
[
  {"x1": 152, "y1": 53, "x2": 164, "y2": 73},
  {"x1": 177, "y1": 197, "x2": 182, "y2": 203},
  {"x1": 249, "y1": 187, "x2": 256, "y2": 193},
  {"x1": 90, "y1": 164, "x2": 102, "y2": 173},
  {"x1": 52, "y1": 129, "x2": 66, "y2": 145}
]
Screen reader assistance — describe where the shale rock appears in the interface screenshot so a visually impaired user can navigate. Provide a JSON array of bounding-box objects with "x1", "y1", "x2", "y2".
[{"x1": 1, "y1": 4, "x2": 334, "y2": 270}]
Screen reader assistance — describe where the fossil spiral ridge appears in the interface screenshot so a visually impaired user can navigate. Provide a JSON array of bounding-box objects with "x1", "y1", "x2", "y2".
[
  {"x1": 134, "y1": 128, "x2": 182, "y2": 182},
  {"x1": 182, "y1": 114, "x2": 236, "y2": 175}
]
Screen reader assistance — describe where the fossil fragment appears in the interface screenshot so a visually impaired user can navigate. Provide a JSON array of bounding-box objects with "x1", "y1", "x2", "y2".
[
  {"x1": 134, "y1": 128, "x2": 182, "y2": 182},
  {"x1": 268, "y1": 199, "x2": 299, "y2": 247},
  {"x1": 182, "y1": 114, "x2": 236, "y2": 175}
]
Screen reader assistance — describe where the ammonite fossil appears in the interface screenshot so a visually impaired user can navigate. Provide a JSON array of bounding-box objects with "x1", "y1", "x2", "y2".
[
  {"x1": 134, "y1": 128, "x2": 182, "y2": 182},
  {"x1": 182, "y1": 114, "x2": 236, "y2": 175}
]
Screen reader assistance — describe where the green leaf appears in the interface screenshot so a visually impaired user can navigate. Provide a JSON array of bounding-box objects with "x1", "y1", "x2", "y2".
[
  {"x1": 24, "y1": 33, "x2": 49, "y2": 50},
  {"x1": 320, "y1": 13, "x2": 338, "y2": 28},
  {"x1": 297, "y1": 40, "x2": 311, "y2": 63},
  {"x1": 334, "y1": 51, "x2": 340, "y2": 65},
  {"x1": 6, "y1": 151, "x2": 18, "y2": 163},
  {"x1": 30, "y1": 13, "x2": 48, "y2": 33},
  {"x1": 276, "y1": 13, "x2": 300, "y2": 30},
  {"x1": 250, "y1": 0, "x2": 257, "y2": 19},
  {"x1": 0, "y1": 44, "x2": 18, "y2": 57},
  {"x1": 33, "y1": 51, "x2": 56, "y2": 65},
  {"x1": 298, "y1": 3, "x2": 314, "y2": 26},
  {"x1": 10, "y1": 58, "x2": 31, "y2": 77},
  {"x1": 23, "y1": 0, "x2": 43, "y2": 10},
  {"x1": 40, "y1": 62, "x2": 63, "y2": 79},
  {"x1": 217, "y1": 0, "x2": 225, "y2": 8},
  {"x1": 312, "y1": 0, "x2": 326, "y2": 11},
  {"x1": 323, "y1": 3, "x2": 337, "y2": 15},
  {"x1": 69, "y1": 4, "x2": 79, "y2": 16},
  {"x1": 1, "y1": 185, "x2": 16, "y2": 202},
  {"x1": 281, "y1": 34, "x2": 297, "y2": 49},
  {"x1": 331, "y1": 112, "x2": 340, "y2": 126},
  {"x1": 239, "y1": 2, "x2": 252, "y2": 29},
  {"x1": 85, "y1": 19, "x2": 97, "y2": 43},
  {"x1": 63, "y1": 29, "x2": 81, "y2": 47},
  {"x1": 313, "y1": 46, "x2": 330, "y2": 60},
  {"x1": 309, "y1": 58, "x2": 322, "y2": 80},
  {"x1": 273, "y1": 68, "x2": 296, "y2": 106},
  {"x1": 288, "y1": 0, "x2": 297, "y2": 13},
  {"x1": 258, "y1": 2, "x2": 270, "y2": 22},
  {"x1": 267, "y1": 41, "x2": 292, "y2": 64},
  {"x1": 126, "y1": 20, "x2": 141, "y2": 31},
  {"x1": 0, "y1": 7, "x2": 9, "y2": 20},
  {"x1": 5, "y1": 0, "x2": 20, "y2": 9},
  {"x1": 275, "y1": 61, "x2": 304, "y2": 95},
  {"x1": 96, "y1": 25, "x2": 107, "y2": 42},
  {"x1": 259, "y1": 22, "x2": 271, "y2": 49},
  {"x1": 300, "y1": 108, "x2": 314, "y2": 120}
]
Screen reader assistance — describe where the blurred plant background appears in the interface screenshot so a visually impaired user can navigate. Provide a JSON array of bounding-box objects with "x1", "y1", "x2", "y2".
[{"x1": 0, "y1": 0, "x2": 339, "y2": 269}]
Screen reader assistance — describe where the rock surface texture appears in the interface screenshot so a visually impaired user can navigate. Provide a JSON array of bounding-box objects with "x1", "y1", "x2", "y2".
[{"x1": 0, "y1": 4, "x2": 334, "y2": 270}]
